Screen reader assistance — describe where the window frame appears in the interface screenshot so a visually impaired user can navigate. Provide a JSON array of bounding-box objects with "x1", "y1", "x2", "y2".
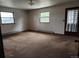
[
  {"x1": 0, "y1": 11, "x2": 15, "y2": 25},
  {"x1": 39, "y1": 12, "x2": 50, "y2": 23}
]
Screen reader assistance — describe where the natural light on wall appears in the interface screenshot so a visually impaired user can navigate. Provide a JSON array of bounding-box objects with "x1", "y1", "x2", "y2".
[
  {"x1": 0, "y1": 12, "x2": 14, "y2": 24},
  {"x1": 40, "y1": 12, "x2": 50, "y2": 23}
]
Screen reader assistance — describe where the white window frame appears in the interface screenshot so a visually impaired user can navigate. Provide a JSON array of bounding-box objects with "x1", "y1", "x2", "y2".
[
  {"x1": 40, "y1": 12, "x2": 50, "y2": 23},
  {"x1": 0, "y1": 12, "x2": 15, "y2": 24}
]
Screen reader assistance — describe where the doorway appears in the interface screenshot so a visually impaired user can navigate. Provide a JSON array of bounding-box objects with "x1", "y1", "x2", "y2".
[
  {"x1": 65, "y1": 7, "x2": 79, "y2": 36},
  {"x1": 0, "y1": 20, "x2": 5, "y2": 57}
]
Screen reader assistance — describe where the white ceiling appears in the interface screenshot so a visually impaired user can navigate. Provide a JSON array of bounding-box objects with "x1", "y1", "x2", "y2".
[{"x1": 0, "y1": 0, "x2": 78, "y2": 10}]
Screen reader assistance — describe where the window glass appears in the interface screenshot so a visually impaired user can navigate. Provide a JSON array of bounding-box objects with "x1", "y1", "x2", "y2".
[
  {"x1": 0, "y1": 12, "x2": 14, "y2": 24},
  {"x1": 40, "y1": 12, "x2": 50, "y2": 23}
]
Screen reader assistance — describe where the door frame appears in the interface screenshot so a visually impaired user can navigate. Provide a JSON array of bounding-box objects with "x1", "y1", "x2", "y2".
[
  {"x1": 64, "y1": 7, "x2": 79, "y2": 36},
  {"x1": 0, "y1": 26, "x2": 5, "y2": 58},
  {"x1": 0, "y1": 12, "x2": 5, "y2": 58}
]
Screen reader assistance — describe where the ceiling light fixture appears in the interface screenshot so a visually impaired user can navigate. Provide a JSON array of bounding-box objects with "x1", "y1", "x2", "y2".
[{"x1": 28, "y1": 0, "x2": 35, "y2": 5}]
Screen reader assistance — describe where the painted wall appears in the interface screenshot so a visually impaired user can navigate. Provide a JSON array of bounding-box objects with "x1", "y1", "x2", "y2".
[
  {"x1": 28, "y1": 1, "x2": 79, "y2": 34},
  {"x1": 0, "y1": 6, "x2": 28, "y2": 35}
]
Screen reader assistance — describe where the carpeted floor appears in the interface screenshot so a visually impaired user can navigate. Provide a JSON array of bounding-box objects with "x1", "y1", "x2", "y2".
[{"x1": 3, "y1": 31, "x2": 79, "y2": 58}]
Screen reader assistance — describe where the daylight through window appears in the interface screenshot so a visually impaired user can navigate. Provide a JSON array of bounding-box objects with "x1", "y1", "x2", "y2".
[
  {"x1": 40, "y1": 12, "x2": 50, "y2": 23},
  {"x1": 0, "y1": 12, "x2": 14, "y2": 24}
]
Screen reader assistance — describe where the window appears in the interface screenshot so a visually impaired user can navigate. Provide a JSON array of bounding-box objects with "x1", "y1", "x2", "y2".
[
  {"x1": 40, "y1": 12, "x2": 50, "y2": 23},
  {"x1": 0, "y1": 12, "x2": 15, "y2": 24}
]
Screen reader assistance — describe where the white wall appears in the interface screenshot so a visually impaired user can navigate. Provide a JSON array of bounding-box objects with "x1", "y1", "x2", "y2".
[
  {"x1": 28, "y1": 1, "x2": 79, "y2": 34},
  {"x1": 0, "y1": 6, "x2": 28, "y2": 35}
]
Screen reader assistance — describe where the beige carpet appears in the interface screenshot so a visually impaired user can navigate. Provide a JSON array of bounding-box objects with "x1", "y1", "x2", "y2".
[{"x1": 3, "y1": 31, "x2": 79, "y2": 58}]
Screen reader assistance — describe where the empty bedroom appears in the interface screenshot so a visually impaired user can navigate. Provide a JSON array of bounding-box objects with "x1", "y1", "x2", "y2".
[{"x1": 0, "y1": 0, "x2": 79, "y2": 58}]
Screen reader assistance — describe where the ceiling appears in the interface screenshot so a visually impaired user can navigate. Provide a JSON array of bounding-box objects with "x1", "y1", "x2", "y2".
[{"x1": 0, "y1": 0, "x2": 78, "y2": 10}]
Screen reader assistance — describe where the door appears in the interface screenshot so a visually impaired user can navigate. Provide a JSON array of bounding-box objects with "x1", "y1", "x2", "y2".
[{"x1": 65, "y1": 7, "x2": 79, "y2": 36}]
